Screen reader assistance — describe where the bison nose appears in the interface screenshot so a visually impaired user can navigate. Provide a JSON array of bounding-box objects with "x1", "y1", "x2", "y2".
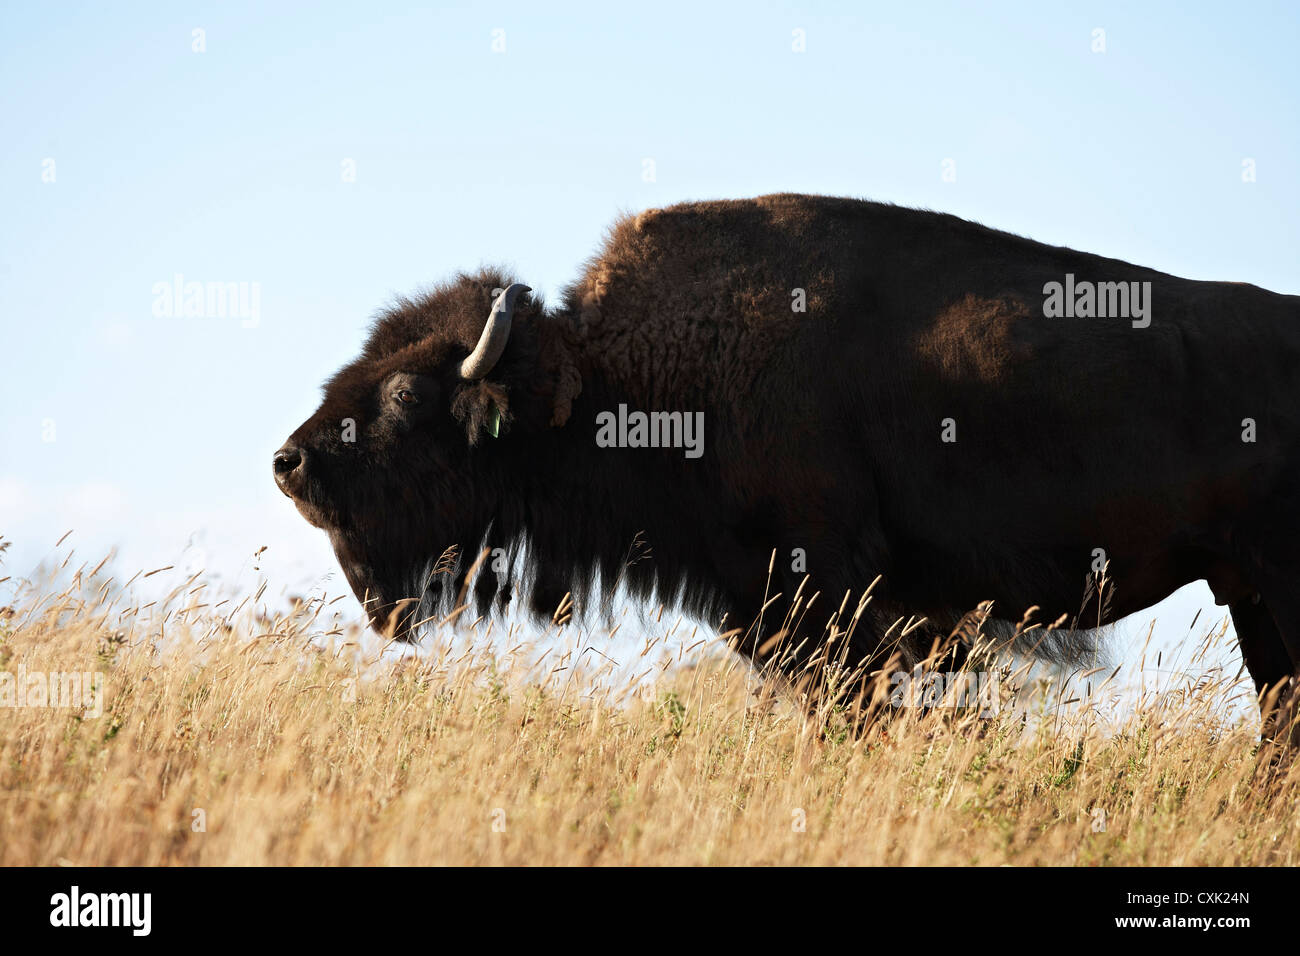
[{"x1": 273, "y1": 444, "x2": 305, "y2": 495}]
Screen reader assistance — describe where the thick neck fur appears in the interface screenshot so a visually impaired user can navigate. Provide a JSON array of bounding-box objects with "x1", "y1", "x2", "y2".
[{"x1": 457, "y1": 307, "x2": 733, "y2": 629}]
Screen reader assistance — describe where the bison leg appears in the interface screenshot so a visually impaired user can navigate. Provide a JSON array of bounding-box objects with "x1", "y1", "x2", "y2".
[
  {"x1": 1229, "y1": 596, "x2": 1299, "y2": 749},
  {"x1": 529, "y1": 564, "x2": 573, "y2": 624}
]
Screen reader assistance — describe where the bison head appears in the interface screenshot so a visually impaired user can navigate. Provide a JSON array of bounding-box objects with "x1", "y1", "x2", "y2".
[{"x1": 273, "y1": 271, "x2": 558, "y2": 638}]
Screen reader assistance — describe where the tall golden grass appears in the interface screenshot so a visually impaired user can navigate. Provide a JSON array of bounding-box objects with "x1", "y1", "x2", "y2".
[{"x1": 0, "y1": 544, "x2": 1295, "y2": 866}]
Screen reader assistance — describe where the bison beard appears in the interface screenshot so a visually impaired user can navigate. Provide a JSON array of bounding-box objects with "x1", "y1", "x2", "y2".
[{"x1": 275, "y1": 193, "x2": 1300, "y2": 745}]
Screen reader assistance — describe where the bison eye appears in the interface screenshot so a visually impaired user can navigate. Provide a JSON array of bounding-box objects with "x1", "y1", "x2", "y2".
[{"x1": 395, "y1": 389, "x2": 418, "y2": 406}]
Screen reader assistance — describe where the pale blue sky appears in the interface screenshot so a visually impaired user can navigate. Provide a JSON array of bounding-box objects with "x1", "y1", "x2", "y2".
[{"x1": 2, "y1": 2, "x2": 1297, "y2": 684}]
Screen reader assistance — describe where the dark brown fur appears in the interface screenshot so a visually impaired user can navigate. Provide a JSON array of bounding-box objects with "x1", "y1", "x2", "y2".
[{"x1": 276, "y1": 193, "x2": 1300, "y2": 742}]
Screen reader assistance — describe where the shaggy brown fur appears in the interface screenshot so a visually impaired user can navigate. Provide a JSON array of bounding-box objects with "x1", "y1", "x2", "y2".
[{"x1": 275, "y1": 193, "x2": 1300, "y2": 740}]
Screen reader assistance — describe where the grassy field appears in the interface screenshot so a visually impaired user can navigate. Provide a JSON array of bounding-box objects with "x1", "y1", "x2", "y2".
[{"x1": 0, "y1": 550, "x2": 1296, "y2": 867}]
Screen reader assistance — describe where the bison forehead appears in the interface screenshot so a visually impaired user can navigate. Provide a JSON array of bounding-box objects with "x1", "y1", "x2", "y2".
[
  {"x1": 326, "y1": 337, "x2": 454, "y2": 396},
  {"x1": 360, "y1": 269, "x2": 529, "y2": 363}
]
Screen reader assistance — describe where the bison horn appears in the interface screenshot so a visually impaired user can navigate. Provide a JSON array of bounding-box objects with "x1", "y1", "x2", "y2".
[{"x1": 460, "y1": 283, "x2": 531, "y2": 380}]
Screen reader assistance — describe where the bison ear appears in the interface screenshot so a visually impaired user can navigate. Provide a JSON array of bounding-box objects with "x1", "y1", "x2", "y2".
[{"x1": 452, "y1": 380, "x2": 511, "y2": 446}]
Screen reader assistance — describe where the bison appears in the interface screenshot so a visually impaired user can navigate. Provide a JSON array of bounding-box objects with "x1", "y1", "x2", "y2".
[{"x1": 274, "y1": 193, "x2": 1300, "y2": 743}]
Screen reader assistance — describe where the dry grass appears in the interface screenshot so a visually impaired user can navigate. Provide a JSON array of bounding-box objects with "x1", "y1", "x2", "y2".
[{"x1": 1, "y1": 548, "x2": 1297, "y2": 867}]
